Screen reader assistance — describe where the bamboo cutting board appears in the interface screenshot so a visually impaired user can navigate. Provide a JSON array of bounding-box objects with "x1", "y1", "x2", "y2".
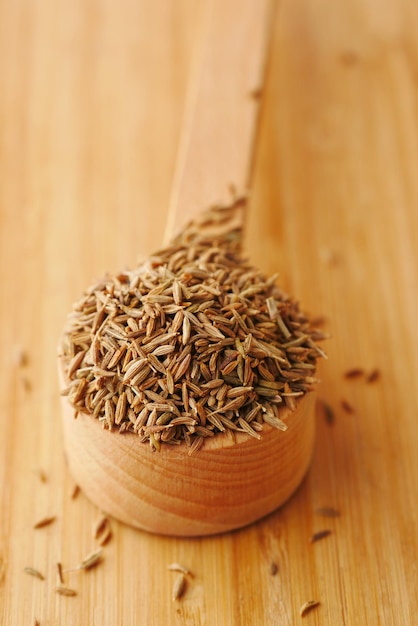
[{"x1": 1, "y1": 1, "x2": 418, "y2": 625}]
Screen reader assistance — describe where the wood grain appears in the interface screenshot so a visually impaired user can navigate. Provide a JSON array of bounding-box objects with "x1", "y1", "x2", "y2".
[
  {"x1": 1, "y1": 0, "x2": 418, "y2": 624},
  {"x1": 164, "y1": 0, "x2": 274, "y2": 241}
]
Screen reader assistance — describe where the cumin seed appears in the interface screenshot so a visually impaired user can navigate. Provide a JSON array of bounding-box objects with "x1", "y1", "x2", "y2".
[
  {"x1": 341, "y1": 399, "x2": 355, "y2": 414},
  {"x1": 366, "y1": 368, "x2": 380, "y2": 383},
  {"x1": 93, "y1": 515, "x2": 109, "y2": 540},
  {"x1": 269, "y1": 562, "x2": 278, "y2": 576},
  {"x1": 55, "y1": 586, "x2": 77, "y2": 597},
  {"x1": 344, "y1": 367, "x2": 364, "y2": 379},
  {"x1": 79, "y1": 549, "x2": 103, "y2": 571},
  {"x1": 24, "y1": 566, "x2": 45, "y2": 581},
  {"x1": 33, "y1": 515, "x2": 56, "y2": 529},
  {"x1": 315, "y1": 506, "x2": 340, "y2": 518},
  {"x1": 57, "y1": 562, "x2": 64, "y2": 584},
  {"x1": 172, "y1": 573, "x2": 187, "y2": 601},
  {"x1": 322, "y1": 401, "x2": 335, "y2": 426},
  {"x1": 300, "y1": 600, "x2": 320, "y2": 617},
  {"x1": 168, "y1": 563, "x2": 193, "y2": 577},
  {"x1": 70, "y1": 484, "x2": 80, "y2": 499},
  {"x1": 310, "y1": 529, "x2": 332, "y2": 543}
]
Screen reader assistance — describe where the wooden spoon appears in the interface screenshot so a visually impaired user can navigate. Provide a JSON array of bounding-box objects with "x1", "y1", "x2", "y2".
[{"x1": 59, "y1": 0, "x2": 318, "y2": 537}]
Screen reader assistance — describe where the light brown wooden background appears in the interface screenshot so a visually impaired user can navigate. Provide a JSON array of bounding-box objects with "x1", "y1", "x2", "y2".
[{"x1": 1, "y1": 1, "x2": 417, "y2": 624}]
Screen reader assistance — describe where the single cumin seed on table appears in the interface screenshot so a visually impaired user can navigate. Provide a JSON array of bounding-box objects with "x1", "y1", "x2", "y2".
[
  {"x1": 33, "y1": 515, "x2": 56, "y2": 529},
  {"x1": 322, "y1": 401, "x2": 335, "y2": 426},
  {"x1": 55, "y1": 586, "x2": 77, "y2": 597},
  {"x1": 269, "y1": 562, "x2": 278, "y2": 576},
  {"x1": 97, "y1": 525, "x2": 112, "y2": 546},
  {"x1": 344, "y1": 367, "x2": 364, "y2": 379},
  {"x1": 24, "y1": 567, "x2": 45, "y2": 581},
  {"x1": 93, "y1": 515, "x2": 109, "y2": 540},
  {"x1": 172, "y1": 573, "x2": 187, "y2": 601},
  {"x1": 315, "y1": 506, "x2": 341, "y2": 518},
  {"x1": 366, "y1": 368, "x2": 381, "y2": 383},
  {"x1": 37, "y1": 468, "x2": 47, "y2": 483},
  {"x1": 79, "y1": 549, "x2": 103, "y2": 571},
  {"x1": 341, "y1": 399, "x2": 355, "y2": 414},
  {"x1": 299, "y1": 600, "x2": 320, "y2": 617},
  {"x1": 57, "y1": 562, "x2": 64, "y2": 584},
  {"x1": 168, "y1": 563, "x2": 193, "y2": 577},
  {"x1": 70, "y1": 484, "x2": 80, "y2": 499},
  {"x1": 310, "y1": 529, "x2": 332, "y2": 543}
]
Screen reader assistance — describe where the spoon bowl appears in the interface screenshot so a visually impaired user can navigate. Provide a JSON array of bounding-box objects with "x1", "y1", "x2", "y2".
[{"x1": 60, "y1": 357, "x2": 316, "y2": 536}]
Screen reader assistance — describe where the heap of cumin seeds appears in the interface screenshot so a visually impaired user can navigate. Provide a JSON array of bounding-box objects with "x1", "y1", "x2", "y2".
[{"x1": 60, "y1": 204, "x2": 326, "y2": 451}]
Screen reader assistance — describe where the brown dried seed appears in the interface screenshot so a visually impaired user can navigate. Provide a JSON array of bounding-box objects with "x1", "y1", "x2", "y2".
[
  {"x1": 366, "y1": 368, "x2": 380, "y2": 383},
  {"x1": 321, "y1": 401, "x2": 335, "y2": 425},
  {"x1": 37, "y1": 468, "x2": 47, "y2": 483},
  {"x1": 13, "y1": 347, "x2": 28, "y2": 367},
  {"x1": 57, "y1": 562, "x2": 64, "y2": 584},
  {"x1": 115, "y1": 392, "x2": 127, "y2": 425},
  {"x1": 55, "y1": 586, "x2": 77, "y2": 597},
  {"x1": 97, "y1": 525, "x2": 112, "y2": 546},
  {"x1": 79, "y1": 549, "x2": 103, "y2": 571},
  {"x1": 168, "y1": 563, "x2": 193, "y2": 576},
  {"x1": 24, "y1": 567, "x2": 45, "y2": 581},
  {"x1": 341, "y1": 399, "x2": 355, "y2": 414},
  {"x1": 310, "y1": 529, "x2": 332, "y2": 543},
  {"x1": 33, "y1": 515, "x2": 56, "y2": 529},
  {"x1": 34, "y1": 619, "x2": 40, "y2": 626},
  {"x1": 344, "y1": 367, "x2": 364, "y2": 379},
  {"x1": 238, "y1": 417, "x2": 261, "y2": 439},
  {"x1": 269, "y1": 562, "x2": 278, "y2": 576},
  {"x1": 299, "y1": 600, "x2": 320, "y2": 617},
  {"x1": 70, "y1": 484, "x2": 80, "y2": 499},
  {"x1": 93, "y1": 515, "x2": 109, "y2": 540},
  {"x1": 315, "y1": 506, "x2": 341, "y2": 518},
  {"x1": 172, "y1": 573, "x2": 187, "y2": 601}
]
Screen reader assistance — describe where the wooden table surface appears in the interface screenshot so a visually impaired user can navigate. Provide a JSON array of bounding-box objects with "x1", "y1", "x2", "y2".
[{"x1": 1, "y1": 1, "x2": 417, "y2": 624}]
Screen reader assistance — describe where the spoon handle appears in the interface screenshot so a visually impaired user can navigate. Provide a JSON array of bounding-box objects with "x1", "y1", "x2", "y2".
[{"x1": 164, "y1": 0, "x2": 275, "y2": 244}]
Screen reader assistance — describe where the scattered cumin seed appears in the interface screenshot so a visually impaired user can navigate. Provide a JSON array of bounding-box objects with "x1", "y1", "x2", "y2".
[
  {"x1": 13, "y1": 347, "x2": 28, "y2": 367},
  {"x1": 172, "y1": 573, "x2": 187, "y2": 601},
  {"x1": 33, "y1": 515, "x2": 56, "y2": 529},
  {"x1": 34, "y1": 619, "x2": 40, "y2": 626},
  {"x1": 168, "y1": 563, "x2": 193, "y2": 577},
  {"x1": 310, "y1": 529, "x2": 332, "y2": 544},
  {"x1": 97, "y1": 525, "x2": 112, "y2": 546},
  {"x1": 93, "y1": 515, "x2": 109, "y2": 540},
  {"x1": 57, "y1": 562, "x2": 64, "y2": 585},
  {"x1": 322, "y1": 401, "x2": 335, "y2": 426},
  {"x1": 366, "y1": 368, "x2": 380, "y2": 383},
  {"x1": 315, "y1": 506, "x2": 340, "y2": 518},
  {"x1": 300, "y1": 600, "x2": 320, "y2": 617},
  {"x1": 341, "y1": 399, "x2": 355, "y2": 414},
  {"x1": 79, "y1": 548, "x2": 103, "y2": 571},
  {"x1": 34, "y1": 468, "x2": 47, "y2": 483},
  {"x1": 24, "y1": 566, "x2": 45, "y2": 581},
  {"x1": 70, "y1": 484, "x2": 80, "y2": 499},
  {"x1": 269, "y1": 562, "x2": 278, "y2": 576},
  {"x1": 249, "y1": 86, "x2": 262, "y2": 99},
  {"x1": 344, "y1": 368, "x2": 364, "y2": 379},
  {"x1": 22, "y1": 376, "x2": 32, "y2": 392},
  {"x1": 55, "y1": 586, "x2": 77, "y2": 597}
]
